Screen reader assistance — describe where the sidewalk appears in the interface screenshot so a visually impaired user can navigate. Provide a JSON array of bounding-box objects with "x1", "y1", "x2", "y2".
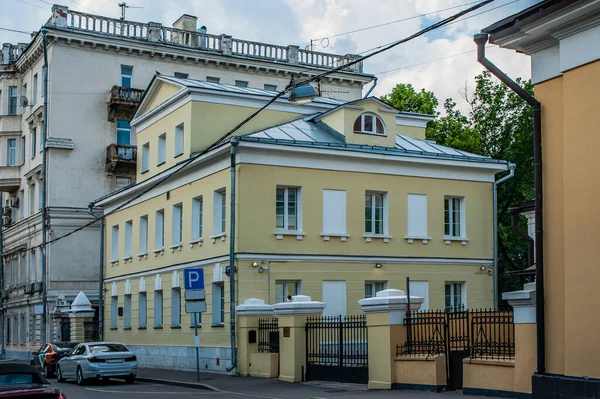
[{"x1": 137, "y1": 368, "x2": 488, "y2": 398}]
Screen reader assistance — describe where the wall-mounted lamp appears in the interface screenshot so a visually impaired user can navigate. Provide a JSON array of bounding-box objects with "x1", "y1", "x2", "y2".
[
  {"x1": 375, "y1": 262, "x2": 383, "y2": 269},
  {"x1": 252, "y1": 261, "x2": 264, "y2": 268},
  {"x1": 258, "y1": 266, "x2": 269, "y2": 274},
  {"x1": 480, "y1": 266, "x2": 486, "y2": 272}
]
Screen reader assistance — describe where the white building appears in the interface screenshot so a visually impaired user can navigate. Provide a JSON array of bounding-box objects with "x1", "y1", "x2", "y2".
[{"x1": 0, "y1": 4, "x2": 373, "y2": 358}]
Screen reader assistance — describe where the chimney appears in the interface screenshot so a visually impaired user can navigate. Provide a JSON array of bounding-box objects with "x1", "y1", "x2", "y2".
[{"x1": 173, "y1": 14, "x2": 198, "y2": 32}]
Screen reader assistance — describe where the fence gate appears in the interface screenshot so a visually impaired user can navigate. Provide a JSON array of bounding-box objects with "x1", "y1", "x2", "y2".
[{"x1": 305, "y1": 315, "x2": 368, "y2": 384}]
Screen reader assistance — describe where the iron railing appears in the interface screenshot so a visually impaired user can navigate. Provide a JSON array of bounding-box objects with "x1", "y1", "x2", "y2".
[
  {"x1": 257, "y1": 317, "x2": 279, "y2": 353},
  {"x1": 470, "y1": 309, "x2": 515, "y2": 360}
]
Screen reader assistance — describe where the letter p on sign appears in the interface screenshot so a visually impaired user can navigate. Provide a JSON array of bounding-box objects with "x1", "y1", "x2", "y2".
[{"x1": 184, "y1": 268, "x2": 205, "y2": 290}]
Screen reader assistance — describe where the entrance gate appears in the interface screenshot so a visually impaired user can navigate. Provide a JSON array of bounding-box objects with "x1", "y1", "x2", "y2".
[{"x1": 305, "y1": 315, "x2": 368, "y2": 384}]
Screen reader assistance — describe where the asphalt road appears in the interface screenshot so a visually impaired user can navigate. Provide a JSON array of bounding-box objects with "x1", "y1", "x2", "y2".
[{"x1": 56, "y1": 380, "x2": 226, "y2": 398}]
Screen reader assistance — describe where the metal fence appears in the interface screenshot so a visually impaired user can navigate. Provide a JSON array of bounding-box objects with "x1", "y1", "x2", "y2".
[
  {"x1": 470, "y1": 309, "x2": 515, "y2": 360},
  {"x1": 258, "y1": 317, "x2": 279, "y2": 353}
]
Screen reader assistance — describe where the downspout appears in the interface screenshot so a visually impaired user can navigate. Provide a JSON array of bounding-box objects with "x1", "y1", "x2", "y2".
[
  {"x1": 510, "y1": 211, "x2": 535, "y2": 268},
  {"x1": 40, "y1": 28, "x2": 49, "y2": 344},
  {"x1": 87, "y1": 204, "x2": 104, "y2": 341},
  {"x1": 474, "y1": 33, "x2": 545, "y2": 374},
  {"x1": 363, "y1": 76, "x2": 378, "y2": 98},
  {"x1": 226, "y1": 137, "x2": 239, "y2": 373},
  {"x1": 494, "y1": 162, "x2": 516, "y2": 310},
  {"x1": 0, "y1": 196, "x2": 4, "y2": 357}
]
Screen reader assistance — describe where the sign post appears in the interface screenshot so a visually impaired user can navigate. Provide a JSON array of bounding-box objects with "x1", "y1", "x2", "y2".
[{"x1": 184, "y1": 268, "x2": 206, "y2": 382}]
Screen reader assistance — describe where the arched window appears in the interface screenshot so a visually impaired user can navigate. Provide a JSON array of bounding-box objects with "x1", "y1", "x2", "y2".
[{"x1": 353, "y1": 113, "x2": 385, "y2": 135}]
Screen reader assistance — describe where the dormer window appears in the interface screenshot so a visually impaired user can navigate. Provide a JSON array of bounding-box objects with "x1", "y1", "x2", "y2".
[{"x1": 353, "y1": 113, "x2": 385, "y2": 135}]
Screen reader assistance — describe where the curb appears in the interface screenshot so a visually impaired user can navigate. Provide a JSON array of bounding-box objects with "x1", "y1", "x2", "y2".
[{"x1": 136, "y1": 376, "x2": 220, "y2": 391}]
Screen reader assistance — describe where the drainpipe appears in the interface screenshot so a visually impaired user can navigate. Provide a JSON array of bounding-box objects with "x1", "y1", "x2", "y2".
[
  {"x1": 0, "y1": 196, "x2": 4, "y2": 357},
  {"x1": 493, "y1": 162, "x2": 515, "y2": 310},
  {"x1": 87, "y1": 204, "x2": 103, "y2": 341},
  {"x1": 363, "y1": 76, "x2": 378, "y2": 98},
  {"x1": 226, "y1": 137, "x2": 239, "y2": 373},
  {"x1": 474, "y1": 33, "x2": 545, "y2": 374},
  {"x1": 40, "y1": 28, "x2": 49, "y2": 344}
]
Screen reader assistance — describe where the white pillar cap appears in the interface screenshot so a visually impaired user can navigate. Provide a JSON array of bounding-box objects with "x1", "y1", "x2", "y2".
[
  {"x1": 359, "y1": 289, "x2": 424, "y2": 314},
  {"x1": 274, "y1": 295, "x2": 326, "y2": 316},
  {"x1": 236, "y1": 298, "x2": 275, "y2": 316},
  {"x1": 502, "y1": 282, "x2": 536, "y2": 324}
]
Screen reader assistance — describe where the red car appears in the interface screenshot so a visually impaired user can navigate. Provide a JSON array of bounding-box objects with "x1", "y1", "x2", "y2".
[
  {"x1": 0, "y1": 363, "x2": 66, "y2": 398},
  {"x1": 30, "y1": 342, "x2": 78, "y2": 378}
]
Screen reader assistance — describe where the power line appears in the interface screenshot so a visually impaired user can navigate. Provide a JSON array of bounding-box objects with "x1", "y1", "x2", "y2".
[
  {"x1": 38, "y1": 0, "x2": 53, "y2": 5},
  {"x1": 14, "y1": 0, "x2": 49, "y2": 10},
  {"x1": 0, "y1": 27, "x2": 33, "y2": 35},
  {"x1": 1, "y1": 0, "x2": 496, "y2": 257},
  {"x1": 69, "y1": 0, "x2": 98, "y2": 14}
]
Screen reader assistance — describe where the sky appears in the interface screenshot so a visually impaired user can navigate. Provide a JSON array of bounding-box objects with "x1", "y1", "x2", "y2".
[{"x1": 1, "y1": 0, "x2": 542, "y2": 114}]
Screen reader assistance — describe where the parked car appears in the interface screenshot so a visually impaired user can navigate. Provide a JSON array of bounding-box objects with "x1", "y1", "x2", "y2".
[
  {"x1": 56, "y1": 342, "x2": 137, "y2": 385},
  {"x1": 31, "y1": 342, "x2": 79, "y2": 378},
  {"x1": 0, "y1": 363, "x2": 67, "y2": 398}
]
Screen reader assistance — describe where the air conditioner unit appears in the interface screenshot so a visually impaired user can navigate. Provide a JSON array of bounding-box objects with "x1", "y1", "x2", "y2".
[
  {"x1": 34, "y1": 282, "x2": 43, "y2": 292},
  {"x1": 24, "y1": 284, "x2": 33, "y2": 294},
  {"x1": 29, "y1": 283, "x2": 36, "y2": 293},
  {"x1": 10, "y1": 197, "x2": 19, "y2": 208},
  {"x1": 2, "y1": 216, "x2": 11, "y2": 227},
  {"x1": 2, "y1": 206, "x2": 11, "y2": 216}
]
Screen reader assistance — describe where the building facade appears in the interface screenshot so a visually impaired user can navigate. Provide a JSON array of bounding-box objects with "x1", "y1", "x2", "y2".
[
  {"x1": 484, "y1": 0, "x2": 600, "y2": 397},
  {"x1": 95, "y1": 76, "x2": 509, "y2": 371},
  {"x1": 0, "y1": 4, "x2": 371, "y2": 358}
]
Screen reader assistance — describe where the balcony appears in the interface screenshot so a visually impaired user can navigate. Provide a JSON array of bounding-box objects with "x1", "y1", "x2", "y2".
[
  {"x1": 106, "y1": 144, "x2": 137, "y2": 175},
  {"x1": 0, "y1": 166, "x2": 21, "y2": 192},
  {"x1": 108, "y1": 86, "x2": 145, "y2": 121}
]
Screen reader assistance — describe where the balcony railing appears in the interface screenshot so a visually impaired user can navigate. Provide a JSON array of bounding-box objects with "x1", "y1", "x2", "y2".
[
  {"x1": 1, "y1": 43, "x2": 27, "y2": 66},
  {"x1": 109, "y1": 86, "x2": 145, "y2": 105},
  {"x1": 106, "y1": 144, "x2": 137, "y2": 175},
  {"x1": 45, "y1": 6, "x2": 364, "y2": 73}
]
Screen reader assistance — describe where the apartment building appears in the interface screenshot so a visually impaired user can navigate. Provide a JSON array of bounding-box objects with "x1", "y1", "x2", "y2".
[
  {"x1": 94, "y1": 75, "x2": 509, "y2": 371},
  {"x1": 0, "y1": 4, "x2": 371, "y2": 358}
]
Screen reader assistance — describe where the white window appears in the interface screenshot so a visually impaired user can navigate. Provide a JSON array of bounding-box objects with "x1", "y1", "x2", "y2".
[
  {"x1": 121, "y1": 65, "x2": 133, "y2": 88},
  {"x1": 155, "y1": 209, "x2": 164, "y2": 250},
  {"x1": 235, "y1": 80, "x2": 248, "y2": 88},
  {"x1": 141, "y1": 142, "x2": 150, "y2": 172},
  {"x1": 38, "y1": 183, "x2": 42, "y2": 210},
  {"x1": 20, "y1": 136, "x2": 25, "y2": 165},
  {"x1": 175, "y1": 123, "x2": 184, "y2": 156},
  {"x1": 264, "y1": 84, "x2": 277, "y2": 91},
  {"x1": 124, "y1": 294, "x2": 132, "y2": 329},
  {"x1": 19, "y1": 255, "x2": 26, "y2": 285},
  {"x1": 191, "y1": 196, "x2": 203, "y2": 240},
  {"x1": 407, "y1": 194, "x2": 428, "y2": 239},
  {"x1": 276, "y1": 281, "x2": 300, "y2": 303},
  {"x1": 365, "y1": 192, "x2": 387, "y2": 235},
  {"x1": 157, "y1": 133, "x2": 166, "y2": 165},
  {"x1": 353, "y1": 113, "x2": 385, "y2": 135},
  {"x1": 18, "y1": 190, "x2": 24, "y2": 220},
  {"x1": 171, "y1": 288, "x2": 181, "y2": 327},
  {"x1": 124, "y1": 220, "x2": 132, "y2": 259},
  {"x1": 116, "y1": 177, "x2": 132, "y2": 190},
  {"x1": 213, "y1": 189, "x2": 226, "y2": 235},
  {"x1": 154, "y1": 290, "x2": 163, "y2": 327},
  {"x1": 30, "y1": 129, "x2": 36, "y2": 159},
  {"x1": 29, "y1": 249, "x2": 36, "y2": 283},
  {"x1": 116, "y1": 120, "x2": 131, "y2": 145},
  {"x1": 174, "y1": 72, "x2": 188, "y2": 79},
  {"x1": 445, "y1": 282, "x2": 465, "y2": 312},
  {"x1": 138, "y1": 292, "x2": 147, "y2": 328},
  {"x1": 111, "y1": 296, "x2": 118, "y2": 329},
  {"x1": 444, "y1": 197, "x2": 465, "y2": 238},
  {"x1": 212, "y1": 282, "x2": 224, "y2": 326},
  {"x1": 7, "y1": 139, "x2": 16, "y2": 166},
  {"x1": 22, "y1": 84, "x2": 27, "y2": 110},
  {"x1": 111, "y1": 225, "x2": 119, "y2": 261},
  {"x1": 276, "y1": 187, "x2": 300, "y2": 231},
  {"x1": 322, "y1": 189, "x2": 346, "y2": 236},
  {"x1": 206, "y1": 76, "x2": 220, "y2": 84},
  {"x1": 29, "y1": 184, "x2": 35, "y2": 215},
  {"x1": 8, "y1": 87, "x2": 17, "y2": 115},
  {"x1": 32, "y1": 74, "x2": 37, "y2": 106},
  {"x1": 172, "y1": 203, "x2": 183, "y2": 246},
  {"x1": 365, "y1": 281, "x2": 387, "y2": 299},
  {"x1": 139, "y1": 215, "x2": 148, "y2": 254}
]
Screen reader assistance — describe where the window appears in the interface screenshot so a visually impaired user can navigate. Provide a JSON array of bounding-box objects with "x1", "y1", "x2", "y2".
[
  {"x1": 154, "y1": 290, "x2": 163, "y2": 327},
  {"x1": 175, "y1": 123, "x2": 184, "y2": 156},
  {"x1": 121, "y1": 65, "x2": 133, "y2": 88},
  {"x1": 206, "y1": 76, "x2": 220, "y2": 84},
  {"x1": 29, "y1": 184, "x2": 35, "y2": 215},
  {"x1": 235, "y1": 80, "x2": 248, "y2": 88},
  {"x1": 111, "y1": 225, "x2": 119, "y2": 261},
  {"x1": 116, "y1": 120, "x2": 131, "y2": 145},
  {"x1": 353, "y1": 113, "x2": 385, "y2": 135},
  {"x1": 19, "y1": 190, "x2": 24, "y2": 220},
  {"x1": 264, "y1": 84, "x2": 277, "y2": 91},
  {"x1": 124, "y1": 294, "x2": 131, "y2": 329},
  {"x1": 191, "y1": 196, "x2": 203, "y2": 240},
  {"x1": 276, "y1": 281, "x2": 300, "y2": 303},
  {"x1": 38, "y1": 183, "x2": 42, "y2": 210},
  {"x1": 32, "y1": 74, "x2": 37, "y2": 106},
  {"x1": 157, "y1": 133, "x2": 166, "y2": 165},
  {"x1": 138, "y1": 292, "x2": 147, "y2": 328},
  {"x1": 30, "y1": 129, "x2": 36, "y2": 159},
  {"x1": 139, "y1": 215, "x2": 148, "y2": 254},
  {"x1": 276, "y1": 187, "x2": 299, "y2": 231},
  {"x1": 172, "y1": 203, "x2": 183, "y2": 246},
  {"x1": 365, "y1": 281, "x2": 387, "y2": 299},
  {"x1": 213, "y1": 189, "x2": 226, "y2": 235},
  {"x1": 22, "y1": 84, "x2": 27, "y2": 109},
  {"x1": 155, "y1": 209, "x2": 164, "y2": 250},
  {"x1": 190, "y1": 312, "x2": 202, "y2": 327},
  {"x1": 141, "y1": 142, "x2": 150, "y2": 172},
  {"x1": 174, "y1": 72, "x2": 188, "y2": 79},
  {"x1": 115, "y1": 177, "x2": 132, "y2": 190},
  {"x1": 29, "y1": 249, "x2": 36, "y2": 283},
  {"x1": 445, "y1": 282, "x2": 465, "y2": 311},
  {"x1": 407, "y1": 194, "x2": 428, "y2": 238},
  {"x1": 111, "y1": 296, "x2": 118, "y2": 329},
  {"x1": 322, "y1": 189, "x2": 346, "y2": 236},
  {"x1": 8, "y1": 87, "x2": 17, "y2": 115},
  {"x1": 212, "y1": 283, "x2": 224, "y2": 325},
  {"x1": 171, "y1": 288, "x2": 181, "y2": 327},
  {"x1": 7, "y1": 139, "x2": 16, "y2": 166},
  {"x1": 444, "y1": 197, "x2": 465, "y2": 238},
  {"x1": 124, "y1": 220, "x2": 132, "y2": 259},
  {"x1": 19, "y1": 255, "x2": 26, "y2": 286},
  {"x1": 20, "y1": 137, "x2": 25, "y2": 165},
  {"x1": 365, "y1": 192, "x2": 386, "y2": 235}
]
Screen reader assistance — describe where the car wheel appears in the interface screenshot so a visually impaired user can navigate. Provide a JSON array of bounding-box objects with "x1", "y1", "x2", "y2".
[
  {"x1": 76, "y1": 367, "x2": 85, "y2": 386},
  {"x1": 125, "y1": 376, "x2": 135, "y2": 384},
  {"x1": 56, "y1": 366, "x2": 66, "y2": 382}
]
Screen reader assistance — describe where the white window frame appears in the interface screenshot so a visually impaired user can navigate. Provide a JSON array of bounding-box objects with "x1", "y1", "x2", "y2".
[
  {"x1": 124, "y1": 294, "x2": 132, "y2": 329},
  {"x1": 138, "y1": 291, "x2": 147, "y2": 328},
  {"x1": 8, "y1": 86, "x2": 17, "y2": 115},
  {"x1": 38, "y1": 183, "x2": 42, "y2": 210},
  {"x1": 20, "y1": 136, "x2": 25, "y2": 165},
  {"x1": 121, "y1": 65, "x2": 133, "y2": 88},
  {"x1": 171, "y1": 288, "x2": 181, "y2": 327},
  {"x1": 365, "y1": 281, "x2": 388, "y2": 299},
  {"x1": 445, "y1": 282, "x2": 466, "y2": 312},
  {"x1": 116, "y1": 119, "x2": 132, "y2": 145},
  {"x1": 211, "y1": 189, "x2": 227, "y2": 241},
  {"x1": 353, "y1": 112, "x2": 386, "y2": 135},
  {"x1": 175, "y1": 123, "x2": 184, "y2": 156},
  {"x1": 153, "y1": 290, "x2": 163, "y2": 328},
  {"x1": 138, "y1": 215, "x2": 148, "y2": 256},
  {"x1": 29, "y1": 249, "x2": 36, "y2": 284},
  {"x1": 7, "y1": 139, "x2": 16, "y2": 166},
  {"x1": 264, "y1": 84, "x2": 277, "y2": 91},
  {"x1": 115, "y1": 177, "x2": 132, "y2": 190},
  {"x1": 111, "y1": 295, "x2": 118, "y2": 329},
  {"x1": 364, "y1": 191, "x2": 390, "y2": 242},
  {"x1": 30, "y1": 129, "x2": 36, "y2": 159},
  {"x1": 157, "y1": 133, "x2": 166, "y2": 165},
  {"x1": 171, "y1": 203, "x2": 183, "y2": 250},
  {"x1": 18, "y1": 190, "x2": 24, "y2": 220},
  {"x1": 111, "y1": 225, "x2": 119, "y2": 262},
  {"x1": 154, "y1": 209, "x2": 164, "y2": 253},
  {"x1": 274, "y1": 186, "x2": 304, "y2": 240},
  {"x1": 141, "y1": 142, "x2": 150, "y2": 173},
  {"x1": 275, "y1": 280, "x2": 301, "y2": 303},
  {"x1": 174, "y1": 72, "x2": 188, "y2": 79},
  {"x1": 444, "y1": 196, "x2": 467, "y2": 244},
  {"x1": 235, "y1": 80, "x2": 248, "y2": 88},
  {"x1": 124, "y1": 220, "x2": 132, "y2": 260},
  {"x1": 32, "y1": 74, "x2": 37, "y2": 106},
  {"x1": 191, "y1": 196, "x2": 203, "y2": 245},
  {"x1": 212, "y1": 282, "x2": 225, "y2": 326},
  {"x1": 206, "y1": 76, "x2": 220, "y2": 84},
  {"x1": 29, "y1": 184, "x2": 35, "y2": 215}
]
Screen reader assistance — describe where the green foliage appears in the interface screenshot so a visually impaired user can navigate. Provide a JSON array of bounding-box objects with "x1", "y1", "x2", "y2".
[{"x1": 380, "y1": 83, "x2": 438, "y2": 115}]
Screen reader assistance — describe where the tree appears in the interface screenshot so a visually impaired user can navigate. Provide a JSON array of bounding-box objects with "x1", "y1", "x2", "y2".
[{"x1": 380, "y1": 83, "x2": 438, "y2": 115}]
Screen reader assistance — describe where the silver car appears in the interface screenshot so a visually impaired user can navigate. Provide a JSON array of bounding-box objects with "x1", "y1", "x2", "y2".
[{"x1": 56, "y1": 342, "x2": 137, "y2": 385}]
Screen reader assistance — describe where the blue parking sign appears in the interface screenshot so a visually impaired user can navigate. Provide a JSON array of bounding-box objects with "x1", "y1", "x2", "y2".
[{"x1": 184, "y1": 268, "x2": 204, "y2": 290}]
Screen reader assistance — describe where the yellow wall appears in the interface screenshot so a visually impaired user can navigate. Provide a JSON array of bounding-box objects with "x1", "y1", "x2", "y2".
[
  {"x1": 396, "y1": 125, "x2": 426, "y2": 140},
  {"x1": 463, "y1": 359, "x2": 515, "y2": 393},
  {"x1": 394, "y1": 355, "x2": 446, "y2": 387},
  {"x1": 147, "y1": 81, "x2": 181, "y2": 111}
]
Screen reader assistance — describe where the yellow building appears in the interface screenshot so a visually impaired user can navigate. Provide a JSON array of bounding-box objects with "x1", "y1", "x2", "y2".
[
  {"x1": 483, "y1": 1, "x2": 600, "y2": 397},
  {"x1": 93, "y1": 75, "x2": 509, "y2": 371}
]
